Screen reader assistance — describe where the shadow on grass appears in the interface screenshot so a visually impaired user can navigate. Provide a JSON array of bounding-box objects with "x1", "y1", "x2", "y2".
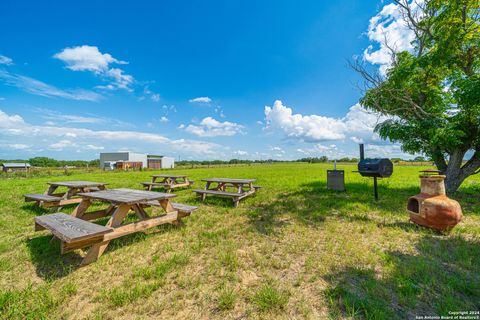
[
  {"x1": 25, "y1": 214, "x2": 181, "y2": 280},
  {"x1": 21, "y1": 203, "x2": 84, "y2": 215},
  {"x1": 21, "y1": 204, "x2": 49, "y2": 215},
  {"x1": 193, "y1": 195, "x2": 237, "y2": 208},
  {"x1": 247, "y1": 180, "x2": 414, "y2": 235},
  {"x1": 323, "y1": 235, "x2": 480, "y2": 319},
  {"x1": 26, "y1": 235, "x2": 83, "y2": 280},
  {"x1": 247, "y1": 179, "x2": 480, "y2": 235}
]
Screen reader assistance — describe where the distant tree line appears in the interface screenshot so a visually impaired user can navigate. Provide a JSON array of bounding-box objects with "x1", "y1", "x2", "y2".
[
  {"x1": 1, "y1": 156, "x2": 430, "y2": 168},
  {"x1": 297, "y1": 156, "x2": 361, "y2": 163},
  {"x1": 0, "y1": 157, "x2": 100, "y2": 168},
  {"x1": 177, "y1": 156, "x2": 429, "y2": 166},
  {"x1": 176, "y1": 159, "x2": 284, "y2": 166}
]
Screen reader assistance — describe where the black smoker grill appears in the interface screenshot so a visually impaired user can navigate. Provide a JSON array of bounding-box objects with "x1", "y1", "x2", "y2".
[{"x1": 356, "y1": 144, "x2": 393, "y2": 200}]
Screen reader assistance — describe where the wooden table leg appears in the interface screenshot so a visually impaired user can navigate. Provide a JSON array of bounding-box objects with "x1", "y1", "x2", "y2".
[
  {"x1": 159, "y1": 199, "x2": 179, "y2": 224},
  {"x1": 41, "y1": 185, "x2": 58, "y2": 208},
  {"x1": 132, "y1": 204, "x2": 149, "y2": 220},
  {"x1": 71, "y1": 198, "x2": 92, "y2": 219},
  {"x1": 45, "y1": 185, "x2": 58, "y2": 196},
  {"x1": 64, "y1": 187, "x2": 76, "y2": 200},
  {"x1": 201, "y1": 182, "x2": 211, "y2": 201},
  {"x1": 159, "y1": 199, "x2": 174, "y2": 213},
  {"x1": 81, "y1": 204, "x2": 131, "y2": 266},
  {"x1": 233, "y1": 198, "x2": 239, "y2": 207}
]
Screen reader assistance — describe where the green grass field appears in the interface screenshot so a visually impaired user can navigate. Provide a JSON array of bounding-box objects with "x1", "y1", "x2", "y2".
[{"x1": 0, "y1": 163, "x2": 479, "y2": 319}]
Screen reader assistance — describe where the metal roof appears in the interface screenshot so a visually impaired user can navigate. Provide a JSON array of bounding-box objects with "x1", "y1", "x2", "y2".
[{"x1": 1, "y1": 163, "x2": 31, "y2": 167}]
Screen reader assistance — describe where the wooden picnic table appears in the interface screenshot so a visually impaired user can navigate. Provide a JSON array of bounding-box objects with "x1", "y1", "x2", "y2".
[
  {"x1": 193, "y1": 178, "x2": 261, "y2": 207},
  {"x1": 25, "y1": 181, "x2": 108, "y2": 208},
  {"x1": 35, "y1": 188, "x2": 190, "y2": 266},
  {"x1": 141, "y1": 174, "x2": 194, "y2": 192}
]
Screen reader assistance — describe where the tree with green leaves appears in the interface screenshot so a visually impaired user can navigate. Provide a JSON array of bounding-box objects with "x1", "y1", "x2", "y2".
[{"x1": 354, "y1": 0, "x2": 480, "y2": 194}]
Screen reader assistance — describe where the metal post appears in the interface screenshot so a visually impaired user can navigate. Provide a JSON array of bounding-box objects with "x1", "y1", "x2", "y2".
[
  {"x1": 374, "y1": 176, "x2": 378, "y2": 201},
  {"x1": 359, "y1": 144, "x2": 365, "y2": 161}
]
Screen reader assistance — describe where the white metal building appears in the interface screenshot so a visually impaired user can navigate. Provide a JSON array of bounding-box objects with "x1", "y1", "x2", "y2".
[{"x1": 99, "y1": 152, "x2": 175, "y2": 169}]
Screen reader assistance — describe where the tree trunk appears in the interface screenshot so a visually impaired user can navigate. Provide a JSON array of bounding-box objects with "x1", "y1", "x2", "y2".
[
  {"x1": 442, "y1": 149, "x2": 480, "y2": 195},
  {"x1": 444, "y1": 172, "x2": 467, "y2": 195}
]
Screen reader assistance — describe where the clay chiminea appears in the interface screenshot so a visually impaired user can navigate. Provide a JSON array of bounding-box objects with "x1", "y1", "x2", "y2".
[{"x1": 407, "y1": 170, "x2": 462, "y2": 231}]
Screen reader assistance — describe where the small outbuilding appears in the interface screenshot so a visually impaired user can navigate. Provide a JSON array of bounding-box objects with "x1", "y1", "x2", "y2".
[
  {"x1": 1, "y1": 163, "x2": 31, "y2": 172},
  {"x1": 147, "y1": 155, "x2": 175, "y2": 169}
]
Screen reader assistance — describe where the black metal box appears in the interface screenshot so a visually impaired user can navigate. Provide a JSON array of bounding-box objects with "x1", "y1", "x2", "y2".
[{"x1": 327, "y1": 170, "x2": 345, "y2": 191}]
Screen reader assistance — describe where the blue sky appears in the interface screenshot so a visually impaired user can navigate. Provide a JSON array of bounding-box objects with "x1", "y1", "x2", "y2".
[{"x1": 0, "y1": 0, "x2": 416, "y2": 160}]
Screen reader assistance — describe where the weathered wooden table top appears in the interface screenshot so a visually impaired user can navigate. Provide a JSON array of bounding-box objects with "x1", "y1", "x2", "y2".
[
  {"x1": 202, "y1": 178, "x2": 256, "y2": 184},
  {"x1": 151, "y1": 174, "x2": 187, "y2": 178},
  {"x1": 77, "y1": 188, "x2": 175, "y2": 204},
  {"x1": 48, "y1": 181, "x2": 108, "y2": 188}
]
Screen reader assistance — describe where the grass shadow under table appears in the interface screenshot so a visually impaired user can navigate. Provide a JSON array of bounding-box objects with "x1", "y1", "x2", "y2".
[{"x1": 26, "y1": 216, "x2": 182, "y2": 280}]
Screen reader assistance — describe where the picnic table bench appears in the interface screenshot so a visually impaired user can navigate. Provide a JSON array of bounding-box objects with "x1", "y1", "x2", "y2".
[
  {"x1": 25, "y1": 181, "x2": 108, "y2": 209},
  {"x1": 141, "y1": 201, "x2": 198, "y2": 219},
  {"x1": 193, "y1": 178, "x2": 261, "y2": 207},
  {"x1": 140, "y1": 174, "x2": 194, "y2": 193},
  {"x1": 34, "y1": 188, "x2": 196, "y2": 265}
]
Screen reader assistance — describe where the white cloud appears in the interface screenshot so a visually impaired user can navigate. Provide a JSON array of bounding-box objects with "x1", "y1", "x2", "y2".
[
  {"x1": 0, "y1": 109, "x2": 221, "y2": 156},
  {"x1": 6, "y1": 143, "x2": 29, "y2": 150},
  {"x1": 54, "y1": 45, "x2": 134, "y2": 91},
  {"x1": 38, "y1": 109, "x2": 104, "y2": 124},
  {"x1": 343, "y1": 103, "x2": 389, "y2": 144},
  {"x1": 364, "y1": 144, "x2": 406, "y2": 158},
  {"x1": 189, "y1": 97, "x2": 212, "y2": 104},
  {"x1": 0, "y1": 109, "x2": 25, "y2": 128},
  {"x1": 49, "y1": 139, "x2": 75, "y2": 151},
  {"x1": 159, "y1": 116, "x2": 169, "y2": 123},
  {"x1": 363, "y1": 1, "x2": 422, "y2": 75},
  {"x1": 104, "y1": 68, "x2": 134, "y2": 91},
  {"x1": 184, "y1": 117, "x2": 244, "y2": 137},
  {"x1": 264, "y1": 100, "x2": 388, "y2": 144},
  {"x1": 214, "y1": 106, "x2": 226, "y2": 118},
  {"x1": 151, "y1": 93, "x2": 160, "y2": 102},
  {"x1": 264, "y1": 100, "x2": 346, "y2": 142},
  {"x1": 54, "y1": 45, "x2": 126, "y2": 72},
  {"x1": 34, "y1": 108, "x2": 133, "y2": 128},
  {"x1": 0, "y1": 70, "x2": 102, "y2": 101},
  {"x1": 233, "y1": 150, "x2": 248, "y2": 156},
  {"x1": 296, "y1": 144, "x2": 338, "y2": 156},
  {"x1": 141, "y1": 86, "x2": 161, "y2": 103},
  {"x1": 83, "y1": 144, "x2": 104, "y2": 150},
  {"x1": 162, "y1": 104, "x2": 177, "y2": 114},
  {"x1": 0, "y1": 54, "x2": 13, "y2": 65}
]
